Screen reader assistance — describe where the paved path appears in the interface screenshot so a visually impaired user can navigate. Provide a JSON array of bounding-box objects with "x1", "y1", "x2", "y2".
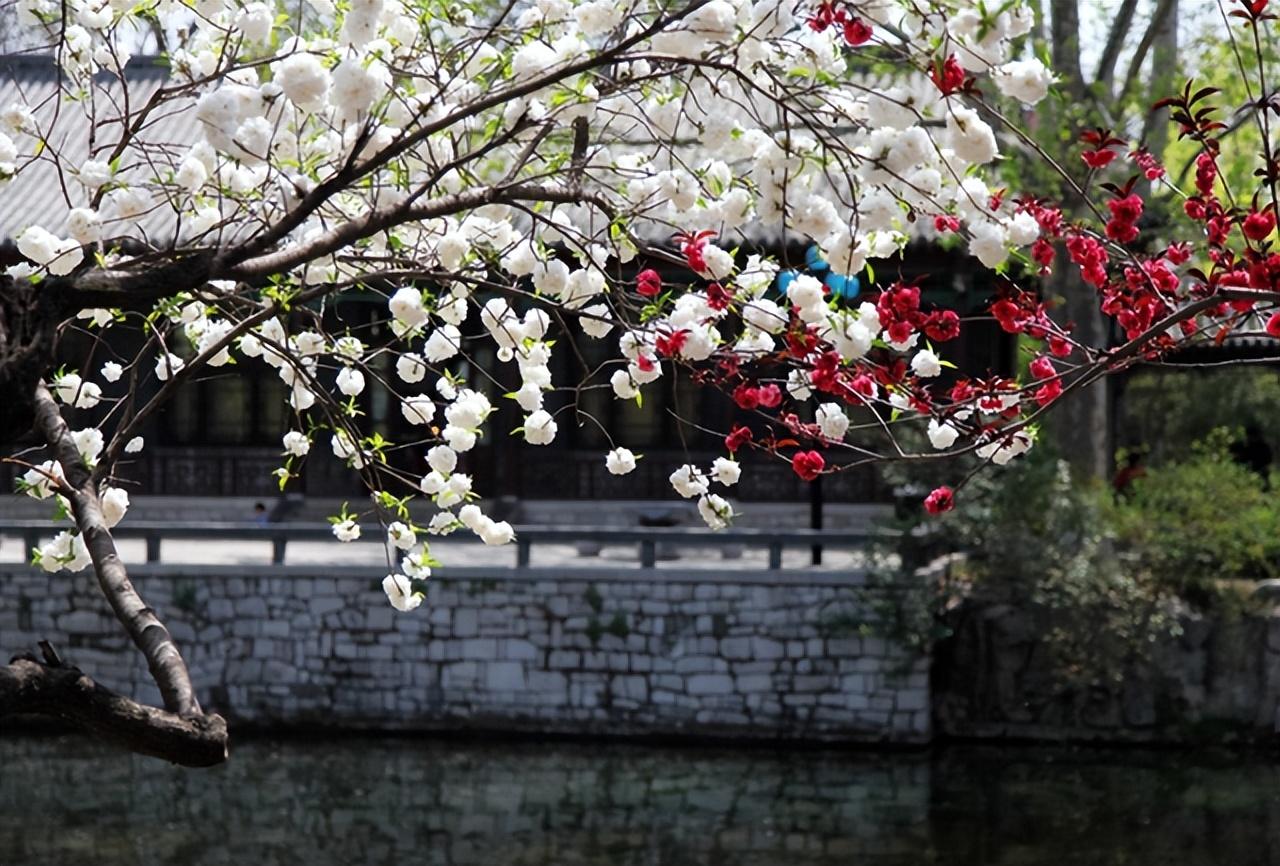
[{"x1": 0, "y1": 532, "x2": 875, "y2": 573}]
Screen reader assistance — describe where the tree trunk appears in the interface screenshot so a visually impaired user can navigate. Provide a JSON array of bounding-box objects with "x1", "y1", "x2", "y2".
[{"x1": 1048, "y1": 265, "x2": 1114, "y2": 481}]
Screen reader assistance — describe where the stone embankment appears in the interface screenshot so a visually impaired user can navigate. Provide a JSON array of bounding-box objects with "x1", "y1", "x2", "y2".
[{"x1": 0, "y1": 565, "x2": 929, "y2": 741}]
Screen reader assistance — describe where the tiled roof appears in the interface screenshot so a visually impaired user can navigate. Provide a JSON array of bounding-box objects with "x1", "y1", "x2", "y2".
[
  {"x1": 1162, "y1": 331, "x2": 1280, "y2": 364},
  {"x1": 0, "y1": 54, "x2": 196, "y2": 243}
]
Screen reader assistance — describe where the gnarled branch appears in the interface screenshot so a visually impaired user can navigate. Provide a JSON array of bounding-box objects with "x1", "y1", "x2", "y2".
[{"x1": 0, "y1": 657, "x2": 227, "y2": 768}]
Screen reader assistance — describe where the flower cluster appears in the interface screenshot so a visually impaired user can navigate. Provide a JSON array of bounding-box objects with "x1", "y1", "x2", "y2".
[{"x1": 7, "y1": 0, "x2": 1213, "y2": 613}]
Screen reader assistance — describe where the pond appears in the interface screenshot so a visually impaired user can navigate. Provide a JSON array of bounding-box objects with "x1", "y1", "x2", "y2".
[{"x1": 0, "y1": 735, "x2": 1276, "y2": 865}]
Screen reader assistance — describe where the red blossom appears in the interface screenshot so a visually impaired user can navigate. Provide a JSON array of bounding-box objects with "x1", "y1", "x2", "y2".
[
  {"x1": 1107, "y1": 194, "x2": 1144, "y2": 225},
  {"x1": 732, "y1": 383, "x2": 760, "y2": 410},
  {"x1": 842, "y1": 17, "x2": 872, "y2": 45},
  {"x1": 1129, "y1": 148, "x2": 1166, "y2": 180},
  {"x1": 887, "y1": 321, "x2": 914, "y2": 344},
  {"x1": 675, "y1": 230, "x2": 716, "y2": 273},
  {"x1": 1267, "y1": 313, "x2": 1280, "y2": 339},
  {"x1": 1081, "y1": 149, "x2": 1118, "y2": 169},
  {"x1": 1106, "y1": 219, "x2": 1139, "y2": 244},
  {"x1": 850, "y1": 373, "x2": 876, "y2": 400},
  {"x1": 654, "y1": 330, "x2": 688, "y2": 358},
  {"x1": 1166, "y1": 242, "x2": 1192, "y2": 265},
  {"x1": 807, "y1": 0, "x2": 841, "y2": 30},
  {"x1": 725, "y1": 424, "x2": 753, "y2": 453},
  {"x1": 786, "y1": 327, "x2": 820, "y2": 359},
  {"x1": 792, "y1": 450, "x2": 825, "y2": 481},
  {"x1": 1079, "y1": 129, "x2": 1127, "y2": 170},
  {"x1": 636, "y1": 268, "x2": 662, "y2": 298},
  {"x1": 757, "y1": 383, "x2": 783, "y2": 409},
  {"x1": 1195, "y1": 153, "x2": 1218, "y2": 196},
  {"x1": 934, "y1": 214, "x2": 960, "y2": 233},
  {"x1": 923, "y1": 486, "x2": 955, "y2": 515},
  {"x1": 1034, "y1": 379, "x2": 1063, "y2": 406},
  {"x1": 1032, "y1": 238, "x2": 1055, "y2": 271},
  {"x1": 1243, "y1": 210, "x2": 1276, "y2": 242},
  {"x1": 924, "y1": 310, "x2": 961, "y2": 342},
  {"x1": 1017, "y1": 199, "x2": 1065, "y2": 236},
  {"x1": 1029, "y1": 356, "x2": 1055, "y2": 380},
  {"x1": 706, "y1": 282, "x2": 732, "y2": 311},
  {"x1": 930, "y1": 55, "x2": 967, "y2": 95}
]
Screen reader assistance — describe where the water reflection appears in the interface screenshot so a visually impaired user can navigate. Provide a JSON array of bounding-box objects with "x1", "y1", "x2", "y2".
[{"x1": 0, "y1": 736, "x2": 1276, "y2": 865}]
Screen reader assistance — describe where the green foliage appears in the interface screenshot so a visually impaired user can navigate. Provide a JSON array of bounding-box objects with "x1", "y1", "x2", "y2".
[
  {"x1": 870, "y1": 447, "x2": 1179, "y2": 688},
  {"x1": 1108, "y1": 429, "x2": 1280, "y2": 594},
  {"x1": 1119, "y1": 368, "x2": 1280, "y2": 464},
  {"x1": 583, "y1": 584, "x2": 603, "y2": 614}
]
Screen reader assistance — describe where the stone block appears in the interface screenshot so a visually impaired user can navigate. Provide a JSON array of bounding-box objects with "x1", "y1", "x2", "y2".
[
  {"x1": 260, "y1": 620, "x2": 290, "y2": 638},
  {"x1": 527, "y1": 670, "x2": 567, "y2": 697},
  {"x1": 486, "y1": 661, "x2": 526, "y2": 691},
  {"x1": 462, "y1": 638, "x2": 498, "y2": 660},
  {"x1": 234, "y1": 597, "x2": 268, "y2": 618},
  {"x1": 674, "y1": 656, "x2": 717, "y2": 674},
  {"x1": 548, "y1": 650, "x2": 580, "y2": 669},
  {"x1": 615, "y1": 675, "x2": 648, "y2": 702},
  {"x1": 56, "y1": 608, "x2": 104, "y2": 634},
  {"x1": 454, "y1": 608, "x2": 479, "y2": 638},
  {"x1": 365, "y1": 607, "x2": 395, "y2": 631},
  {"x1": 309, "y1": 595, "x2": 344, "y2": 617},
  {"x1": 735, "y1": 674, "x2": 773, "y2": 693},
  {"x1": 687, "y1": 674, "x2": 735, "y2": 696},
  {"x1": 752, "y1": 638, "x2": 785, "y2": 660},
  {"x1": 827, "y1": 637, "x2": 861, "y2": 656},
  {"x1": 896, "y1": 688, "x2": 928, "y2": 712},
  {"x1": 502, "y1": 639, "x2": 539, "y2": 661}
]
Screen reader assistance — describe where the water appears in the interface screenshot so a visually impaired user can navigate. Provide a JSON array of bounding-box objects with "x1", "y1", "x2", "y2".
[{"x1": 1, "y1": 735, "x2": 1277, "y2": 865}]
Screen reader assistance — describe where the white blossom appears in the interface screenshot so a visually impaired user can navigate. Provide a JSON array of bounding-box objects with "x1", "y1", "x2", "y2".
[
  {"x1": 669, "y1": 464, "x2": 709, "y2": 499},
  {"x1": 382, "y1": 573, "x2": 423, "y2": 612},
  {"x1": 332, "y1": 518, "x2": 361, "y2": 542},
  {"x1": 606, "y1": 447, "x2": 637, "y2": 475},
  {"x1": 283, "y1": 431, "x2": 311, "y2": 456},
  {"x1": 711, "y1": 457, "x2": 740, "y2": 486}
]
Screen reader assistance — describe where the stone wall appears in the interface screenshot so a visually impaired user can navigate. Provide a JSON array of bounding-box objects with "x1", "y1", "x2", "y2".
[
  {"x1": 934, "y1": 601, "x2": 1280, "y2": 742},
  {"x1": 0, "y1": 565, "x2": 929, "y2": 742}
]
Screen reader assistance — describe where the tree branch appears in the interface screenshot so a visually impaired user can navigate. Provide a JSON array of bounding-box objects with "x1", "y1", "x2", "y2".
[
  {"x1": 30, "y1": 383, "x2": 226, "y2": 765},
  {"x1": 223, "y1": 182, "x2": 611, "y2": 281},
  {"x1": 0, "y1": 657, "x2": 227, "y2": 768},
  {"x1": 1093, "y1": 0, "x2": 1140, "y2": 90},
  {"x1": 1117, "y1": 0, "x2": 1178, "y2": 107}
]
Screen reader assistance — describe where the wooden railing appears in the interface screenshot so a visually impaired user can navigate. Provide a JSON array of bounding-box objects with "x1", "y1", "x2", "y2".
[{"x1": 0, "y1": 521, "x2": 894, "y2": 570}]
